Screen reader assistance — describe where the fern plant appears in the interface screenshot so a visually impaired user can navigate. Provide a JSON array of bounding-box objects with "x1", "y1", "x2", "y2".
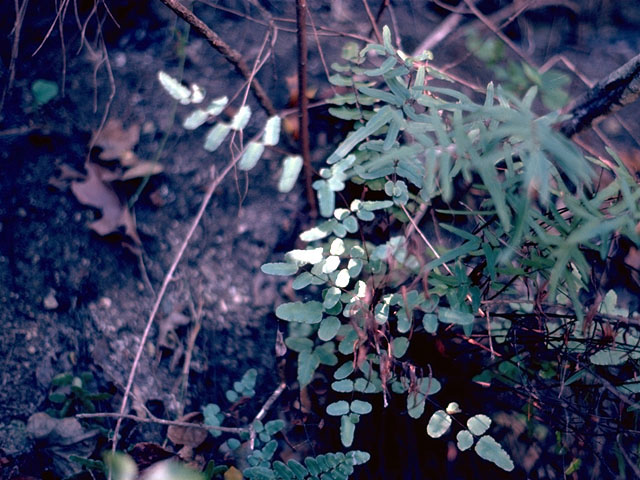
[
  {"x1": 157, "y1": 24, "x2": 640, "y2": 476},
  {"x1": 261, "y1": 25, "x2": 640, "y2": 474}
]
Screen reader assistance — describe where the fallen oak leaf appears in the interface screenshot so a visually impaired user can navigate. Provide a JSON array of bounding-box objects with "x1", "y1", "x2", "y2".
[
  {"x1": 71, "y1": 162, "x2": 141, "y2": 244},
  {"x1": 167, "y1": 412, "x2": 208, "y2": 449},
  {"x1": 121, "y1": 161, "x2": 164, "y2": 180},
  {"x1": 92, "y1": 118, "x2": 140, "y2": 163}
]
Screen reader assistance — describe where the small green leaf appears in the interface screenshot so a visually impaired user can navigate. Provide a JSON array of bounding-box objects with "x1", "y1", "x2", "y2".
[
  {"x1": 285, "y1": 337, "x2": 314, "y2": 353},
  {"x1": 204, "y1": 123, "x2": 230, "y2": 152},
  {"x1": 244, "y1": 466, "x2": 276, "y2": 480},
  {"x1": 438, "y1": 308, "x2": 474, "y2": 326},
  {"x1": 564, "y1": 458, "x2": 582, "y2": 475},
  {"x1": 230, "y1": 105, "x2": 251, "y2": 130},
  {"x1": 276, "y1": 301, "x2": 323, "y2": 324},
  {"x1": 382, "y1": 25, "x2": 394, "y2": 53},
  {"x1": 279, "y1": 155, "x2": 303, "y2": 193},
  {"x1": 183, "y1": 109, "x2": 209, "y2": 130},
  {"x1": 315, "y1": 180, "x2": 335, "y2": 218},
  {"x1": 202, "y1": 403, "x2": 221, "y2": 424},
  {"x1": 292, "y1": 272, "x2": 313, "y2": 290},
  {"x1": 340, "y1": 414, "x2": 356, "y2": 447},
  {"x1": 422, "y1": 313, "x2": 437, "y2": 333},
  {"x1": 346, "y1": 450, "x2": 370, "y2": 465},
  {"x1": 331, "y1": 379, "x2": 354, "y2": 392},
  {"x1": 31, "y1": 79, "x2": 59, "y2": 105},
  {"x1": 287, "y1": 459, "x2": 308, "y2": 479},
  {"x1": 272, "y1": 461, "x2": 294, "y2": 480},
  {"x1": 590, "y1": 349, "x2": 627, "y2": 366},
  {"x1": 334, "y1": 362, "x2": 354, "y2": 380},
  {"x1": 392, "y1": 337, "x2": 409, "y2": 358},
  {"x1": 318, "y1": 316, "x2": 341, "y2": 341},
  {"x1": 298, "y1": 350, "x2": 320, "y2": 387},
  {"x1": 350, "y1": 400, "x2": 372, "y2": 414},
  {"x1": 263, "y1": 116, "x2": 281, "y2": 146},
  {"x1": 158, "y1": 71, "x2": 190, "y2": 104},
  {"x1": 239, "y1": 142, "x2": 265, "y2": 170},
  {"x1": 474, "y1": 435, "x2": 514, "y2": 472},
  {"x1": 265, "y1": 419, "x2": 285, "y2": 436},
  {"x1": 261, "y1": 262, "x2": 297, "y2": 276},
  {"x1": 205, "y1": 96, "x2": 228, "y2": 115},
  {"x1": 457, "y1": 430, "x2": 474, "y2": 451},
  {"x1": 327, "y1": 401, "x2": 350, "y2": 416},
  {"x1": 467, "y1": 414, "x2": 491, "y2": 436},
  {"x1": 426, "y1": 410, "x2": 452, "y2": 438}
]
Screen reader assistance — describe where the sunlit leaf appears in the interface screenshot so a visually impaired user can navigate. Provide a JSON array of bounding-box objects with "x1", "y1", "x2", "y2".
[
  {"x1": 327, "y1": 401, "x2": 350, "y2": 416},
  {"x1": 467, "y1": 414, "x2": 491, "y2": 436},
  {"x1": 279, "y1": 155, "x2": 303, "y2": 193},
  {"x1": 426, "y1": 410, "x2": 451, "y2": 438},
  {"x1": 457, "y1": 430, "x2": 474, "y2": 451},
  {"x1": 158, "y1": 71, "x2": 190, "y2": 104},
  {"x1": 263, "y1": 116, "x2": 281, "y2": 146},
  {"x1": 204, "y1": 123, "x2": 230, "y2": 152},
  {"x1": 340, "y1": 414, "x2": 357, "y2": 447},
  {"x1": 230, "y1": 105, "x2": 251, "y2": 130},
  {"x1": 261, "y1": 262, "x2": 297, "y2": 276},
  {"x1": 474, "y1": 435, "x2": 514, "y2": 472},
  {"x1": 275, "y1": 301, "x2": 323, "y2": 324},
  {"x1": 239, "y1": 142, "x2": 265, "y2": 170}
]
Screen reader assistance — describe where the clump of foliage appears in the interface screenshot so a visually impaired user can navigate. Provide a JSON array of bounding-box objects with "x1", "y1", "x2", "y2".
[
  {"x1": 261, "y1": 25, "x2": 640, "y2": 475},
  {"x1": 142, "y1": 24, "x2": 640, "y2": 479}
]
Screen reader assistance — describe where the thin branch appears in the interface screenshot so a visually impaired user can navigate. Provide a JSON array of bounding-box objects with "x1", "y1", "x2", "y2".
[
  {"x1": 79, "y1": 412, "x2": 248, "y2": 434},
  {"x1": 412, "y1": 13, "x2": 463, "y2": 55},
  {"x1": 111, "y1": 132, "x2": 264, "y2": 453},
  {"x1": 559, "y1": 53, "x2": 640, "y2": 138},
  {"x1": 1, "y1": 0, "x2": 29, "y2": 115},
  {"x1": 158, "y1": 0, "x2": 276, "y2": 116},
  {"x1": 296, "y1": 0, "x2": 317, "y2": 217},
  {"x1": 249, "y1": 382, "x2": 287, "y2": 449},
  {"x1": 361, "y1": 0, "x2": 382, "y2": 44}
]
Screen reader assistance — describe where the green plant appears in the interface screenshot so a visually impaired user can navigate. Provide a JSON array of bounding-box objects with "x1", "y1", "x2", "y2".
[
  {"x1": 158, "y1": 24, "x2": 640, "y2": 476},
  {"x1": 465, "y1": 30, "x2": 571, "y2": 110},
  {"x1": 47, "y1": 371, "x2": 112, "y2": 418},
  {"x1": 260, "y1": 25, "x2": 640, "y2": 474}
]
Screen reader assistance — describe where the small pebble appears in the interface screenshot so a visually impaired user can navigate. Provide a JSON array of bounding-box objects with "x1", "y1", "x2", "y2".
[
  {"x1": 27, "y1": 345, "x2": 36, "y2": 355},
  {"x1": 99, "y1": 297, "x2": 112, "y2": 309},
  {"x1": 43, "y1": 291, "x2": 58, "y2": 310}
]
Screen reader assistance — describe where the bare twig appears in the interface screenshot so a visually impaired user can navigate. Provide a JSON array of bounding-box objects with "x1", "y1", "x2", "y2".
[
  {"x1": 1, "y1": 0, "x2": 29, "y2": 115},
  {"x1": 412, "y1": 13, "x2": 463, "y2": 55},
  {"x1": 248, "y1": 382, "x2": 287, "y2": 449},
  {"x1": 79, "y1": 412, "x2": 247, "y2": 434},
  {"x1": 296, "y1": 0, "x2": 317, "y2": 217},
  {"x1": 112, "y1": 146, "x2": 257, "y2": 452},
  {"x1": 462, "y1": 0, "x2": 533, "y2": 65},
  {"x1": 158, "y1": 0, "x2": 276, "y2": 116},
  {"x1": 617, "y1": 434, "x2": 640, "y2": 478},
  {"x1": 361, "y1": 0, "x2": 382, "y2": 44},
  {"x1": 559, "y1": 53, "x2": 640, "y2": 138}
]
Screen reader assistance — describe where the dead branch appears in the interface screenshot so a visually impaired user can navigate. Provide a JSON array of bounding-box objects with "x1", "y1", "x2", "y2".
[
  {"x1": 158, "y1": 0, "x2": 276, "y2": 116},
  {"x1": 296, "y1": 0, "x2": 317, "y2": 217},
  {"x1": 559, "y1": 53, "x2": 640, "y2": 138}
]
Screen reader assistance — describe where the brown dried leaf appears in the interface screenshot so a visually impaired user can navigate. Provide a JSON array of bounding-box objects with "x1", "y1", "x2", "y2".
[
  {"x1": 70, "y1": 162, "x2": 140, "y2": 244},
  {"x1": 224, "y1": 466, "x2": 243, "y2": 480},
  {"x1": 167, "y1": 412, "x2": 208, "y2": 448},
  {"x1": 93, "y1": 119, "x2": 140, "y2": 161},
  {"x1": 121, "y1": 161, "x2": 164, "y2": 180},
  {"x1": 128, "y1": 442, "x2": 175, "y2": 470}
]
